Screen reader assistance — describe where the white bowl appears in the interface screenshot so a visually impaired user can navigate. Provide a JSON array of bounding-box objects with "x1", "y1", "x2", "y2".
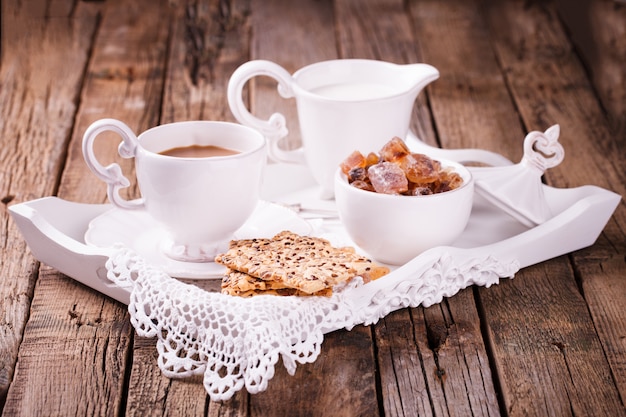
[{"x1": 334, "y1": 159, "x2": 474, "y2": 265}]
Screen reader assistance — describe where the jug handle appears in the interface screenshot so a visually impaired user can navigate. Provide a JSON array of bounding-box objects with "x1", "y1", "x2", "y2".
[{"x1": 227, "y1": 60, "x2": 306, "y2": 164}]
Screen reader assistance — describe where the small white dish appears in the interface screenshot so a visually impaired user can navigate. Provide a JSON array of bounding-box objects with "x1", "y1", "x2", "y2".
[
  {"x1": 334, "y1": 157, "x2": 474, "y2": 265},
  {"x1": 84, "y1": 200, "x2": 313, "y2": 279}
]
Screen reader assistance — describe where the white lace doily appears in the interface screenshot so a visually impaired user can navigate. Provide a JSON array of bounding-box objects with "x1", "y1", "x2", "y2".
[
  {"x1": 105, "y1": 244, "x2": 519, "y2": 401},
  {"x1": 106, "y1": 246, "x2": 359, "y2": 400}
]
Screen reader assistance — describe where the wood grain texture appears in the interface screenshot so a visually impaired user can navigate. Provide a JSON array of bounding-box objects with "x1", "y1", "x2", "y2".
[
  {"x1": 0, "y1": 0, "x2": 102, "y2": 408},
  {"x1": 0, "y1": 0, "x2": 624, "y2": 415},
  {"x1": 480, "y1": 260, "x2": 625, "y2": 416},
  {"x1": 244, "y1": 1, "x2": 381, "y2": 415},
  {"x1": 3, "y1": 0, "x2": 172, "y2": 415},
  {"x1": 576, "y1": 255, "x2": 626, "y2": 404},
  {"x1": 333, "y1": 0, "x2": 502, "y2": 414},
  {"x1": 481, "y1": 0, "x2": 626, "y2": 415},
  {"x1": 407, "y1": 0, "x2": 526, "y2": 161},
  {"x1": 124, "y1": 1, "x2": 254, "y2": 415},
  {"x1": 486, "y1": 0, "x2": 626, "y2": 396},
  {"x1": 3, "y1": 266, "x2": 132, "y2": 416},
  {"x1": 250, "y1": 0, "x2": 336, "y2": 149},
  {"x1": 60, "y1": 0, "x2": 172, "y2": 205},
  {"x1": 251, "y1": 326, "x2": 379, "y2": 417},
  {"x1": 421, "y1": 290, "x2": 500, "y2": 416},
  {"x1": 336, "y1": 0, "x2": 437, "y2": 146},
  {"x1": 162, "y1": 0, "x2": 251, "y2": 123},
  {"x1": 375, "y1": 289, "x2": 500, "y2": 417},
  {"x1": 558, "y1": 0, "x2": 626, "y2": 143}
]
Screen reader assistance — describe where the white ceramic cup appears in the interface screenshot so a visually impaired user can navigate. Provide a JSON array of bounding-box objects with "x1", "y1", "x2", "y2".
[
  {"x1": 82, "y1": 119, "x2": 267, "y2": 262},
  {"x1": 227, "y1": 59, "x2": 439, "y2": 199}
]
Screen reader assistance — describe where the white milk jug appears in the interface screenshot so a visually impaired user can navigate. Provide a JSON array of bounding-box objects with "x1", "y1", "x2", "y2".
[{"x1": 228, "y1": 59, "x2": 439, "y2": 198}]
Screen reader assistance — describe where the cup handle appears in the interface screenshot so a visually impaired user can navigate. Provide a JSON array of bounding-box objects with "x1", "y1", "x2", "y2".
[
  {"x1": 227, "y1": 60, "x2": 306, "y2": 165},
  {"x1": 82, "y1": 118, "x2": 145, "y2": 210}
]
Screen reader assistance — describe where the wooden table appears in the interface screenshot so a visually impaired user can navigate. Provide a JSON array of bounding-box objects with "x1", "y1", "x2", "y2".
[{"x1": 1, "y1": 0, "x2": 625, "y2": 415}]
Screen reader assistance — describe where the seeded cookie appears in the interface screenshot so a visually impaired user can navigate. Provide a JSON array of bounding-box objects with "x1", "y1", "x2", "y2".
[
  {"x1": 221, "y1": 269, "x2": 332, "y2": 297},
  {"x1": 215, "y1": 231, "x2": 389, "y2": 295}
]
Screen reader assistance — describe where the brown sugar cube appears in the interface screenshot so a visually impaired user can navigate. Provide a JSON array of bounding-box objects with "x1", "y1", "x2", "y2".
[
  {"x1": 347, "y1": 167, "x2": 368, "y2": 183},
  {"x1": 365, "y1": 152, "x2": 380, "y2": 167},
  {"x1": 350, "y1": 179, "x2": 375, "y2": 192},
  {"x1": 431, "y1": 169, "x2": 464, "y2": 193},
  {"x1": 406, "y1": 184, "x2": 433, "y2": 196},
  {"x1": 367, "y1": 162, "x2": 408, "y2": 194},
  {"x1": 399, "y1": 153, "x2": 439, "y2": 184},
  {"x1": 340, "y1": 150, "x2": 367, "y2": 175},
  {"x1": 379, "y1": 136, "x2": 410, "y2": 163}
]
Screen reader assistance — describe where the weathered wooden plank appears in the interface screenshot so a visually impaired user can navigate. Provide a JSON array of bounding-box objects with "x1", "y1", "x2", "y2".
[
  {"x1": 0, "y1": 0, "x2": 102, "y2": 410},
  {"x1": 481, "y1": 0, "x2": 626, "y2": 415},
  {"x1": 61, "y1": 0, "x2": 171, "y2": 204},
  {"x1": 320, "y1": 0, "x2": 513, "y2": 414},
  {"x1": 556, "y1": 13, "x2": 626, "y2": 373},
  {"x1": 333, "y1": 0, "x2": 503, "y2": 415},
  {"x1": 335, "y1": 0, "x2": 437, "y2": 145},
  {"x1": 421, "y1": 290, "x2": 500, "y2": 416},
  {"x1": 375, "y1": 290, "x2": 501, "y2": 417},
  {"x1": 409, "y1": 0, "x2": 624, "y2": 415},
  {"x1": 3, "y1": 0, "x2": 174, "y2": 415},
  {"x1": 335, "y1": 0, "x2": 417, "y2": 62},
  {"x1": 245, "y1": 1, "x2": 381, "y2": 415},
  {"x1": 162, "y1": 0, "x2": 251, "y2": 123},
  {"x1": 122, "y1": 1, "x2": 253, "y2": 415},
  {"x1": 481, "y1": 261, "x2": 625, "y2": 416},
  {"x1": 407, "y1": 0, "x2": 526, "y2": 162},
  {"x1": 557, "y1": 0, "x2": 626, "y2": 143},
  {"x1": 3, "y1": 266, "x2": 132, "y2": 416},
  {"x1": 251, "y1": 326, "x2": 379, "y2": 417},
  {"x1": 485, "y1": 0, "x2": 625, "y2": 191},
  {"x1": 375, "y1": 309, "x2": 435, "y2": 417},
  {"x1": 249, "y1": 0, "x2": 337, "y2": 150}
]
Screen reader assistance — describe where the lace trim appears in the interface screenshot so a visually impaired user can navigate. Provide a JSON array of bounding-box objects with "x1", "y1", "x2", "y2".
[
  {"x1": 105, "y1": 246, "x2": 356, "y2": 400},
  {"x1": 106, "y1": 245, "x2": 519, "y2": 401}
]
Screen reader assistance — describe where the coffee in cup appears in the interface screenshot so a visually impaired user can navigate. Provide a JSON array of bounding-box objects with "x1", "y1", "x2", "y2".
[
  {"x1": 159, "y1": 144, "x2": 240, "y2": 158},
  {"x1": 82, "y1": 119, "x2": 267, "y2": 262}
]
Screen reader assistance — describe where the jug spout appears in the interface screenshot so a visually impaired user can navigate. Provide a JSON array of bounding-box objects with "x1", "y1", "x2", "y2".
[{"x1": 401, "y1": 63, "x2": 440, "y2": 94}]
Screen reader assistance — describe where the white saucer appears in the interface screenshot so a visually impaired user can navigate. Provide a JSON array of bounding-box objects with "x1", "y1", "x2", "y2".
[{"x1": 84, "y1": 200, "x2": 313, "y2": 279}]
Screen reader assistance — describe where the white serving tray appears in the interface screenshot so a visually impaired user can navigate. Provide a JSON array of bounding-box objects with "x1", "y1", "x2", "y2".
[
  {"x1": 9, "y1": 149, "x2": 620, "y2": 307},
  {"x1": 9, "y1": 138, "x2": 622, "y2": 401}
]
